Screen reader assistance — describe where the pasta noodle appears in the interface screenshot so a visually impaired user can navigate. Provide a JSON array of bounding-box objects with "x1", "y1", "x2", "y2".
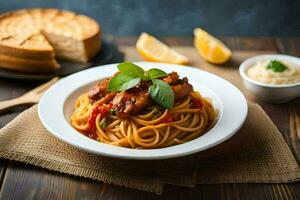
[{"x1": 71, "y1": 91, "x2": 217, "y2": 149}]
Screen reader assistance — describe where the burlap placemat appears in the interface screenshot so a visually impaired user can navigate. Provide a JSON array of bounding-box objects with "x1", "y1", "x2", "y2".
[{"x1": 0, "y1": 48, "x2": 299, "y2": 194}]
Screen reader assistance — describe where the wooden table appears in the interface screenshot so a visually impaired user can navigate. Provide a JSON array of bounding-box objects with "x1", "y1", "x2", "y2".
[{"x1": 0, "y1": 37, "x2": 299, "y2": 199}]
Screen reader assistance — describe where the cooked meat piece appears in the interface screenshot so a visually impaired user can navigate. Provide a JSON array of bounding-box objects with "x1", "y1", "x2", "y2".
[
  {"x1": 127, "y1": 80, "x2": 151, "y2": 92},
  {"x1": 88, "y1": 71, "x2": 193, "y2": 118},
  {"x1": 112, "y1": 92, "x2": 134, "y2": 111},
  {"x1": 172, "y1": 81, "x2": 193, "y2": 101},
  {"x1": 88, "y1": 78, "x2": 109, "y2": 101},
  {"x1": 162, "y1": 72, "x2": 192, "y2": 100},
  {"x1": 162, "y1": 72, "x2": 179, "y2": 85},
  {"x1": 112, "y1": 91, "x2": 152, "y2": 118},
  {"x1": 112, "y1": 92, "x2": 135, "y2": 118},
  {"x1": 97, "y1": 93, "x2": 116, "y2": 105},
  {"x1": 131, "y1": 91, "x2": 152, "y2": 114}
]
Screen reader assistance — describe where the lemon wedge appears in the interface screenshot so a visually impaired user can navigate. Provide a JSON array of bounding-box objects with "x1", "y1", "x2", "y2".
[
  {"x1": 136, "y1": 32, "x2": 189, "y2": 65},
  {"x1": 193, "y1": 28, "x2": 232, "y2": 64}
]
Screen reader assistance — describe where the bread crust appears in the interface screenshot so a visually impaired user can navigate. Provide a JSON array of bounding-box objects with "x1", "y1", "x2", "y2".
[
  {"x1": 0, "y1": 8, "x2": 101, "y2": 72},
  {"x1": 0, "y1": 53, "x2": 59, "y2": 73}
]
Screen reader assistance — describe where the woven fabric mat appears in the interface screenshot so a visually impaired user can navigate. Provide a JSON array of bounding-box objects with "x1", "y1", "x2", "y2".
[{"x1": 0, "y1": 47, "x2": 299, "y2": 194}]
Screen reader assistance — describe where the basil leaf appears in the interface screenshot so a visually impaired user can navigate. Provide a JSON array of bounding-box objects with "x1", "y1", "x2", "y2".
[
  {"x1": 118, "y1": 77, "x2": 141, "y2": 91},
  {"x1": 108, "y1": 74, "x2": 140, "y2": 91},
  {"x1": 149, "y1": 79, "x2": 174, "y2": 109},
  {"x1": 147, "y1": 68, "x2": 168, "y2": 79},
  {"x1": 107, "y1": 74, "x2": 131, "y2": 91},
  {"x1": 117, "y1": 62, "x2": 145, "y2": 78},
  {"x1": 267, "y1": 60, "x2": 287, "y2": 72}
]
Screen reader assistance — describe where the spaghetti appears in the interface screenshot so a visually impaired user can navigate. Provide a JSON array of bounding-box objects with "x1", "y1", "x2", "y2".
[{"x1": 71, "y1": 90, "x2": 217, "y2": 149}]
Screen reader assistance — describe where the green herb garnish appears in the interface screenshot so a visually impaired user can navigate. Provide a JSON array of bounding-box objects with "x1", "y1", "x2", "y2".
[
  {"x1": 107, "y1": 62, "x2": 174, "y2": 109},
  {"x1": 267, "y1": 60, "x2": 287, "y2": 72},
  {"x1": 117, "y1": 62, "x2": 147, "y2": 79},
  {"x1": 147, "y1": 68, "x2": 168, "y2": 79},
  {"x1": 149, "y1": 79, "x2": 174, "y2": 109},
  {"x1": 109, "y1": 108, "x2": 116, "y2": 116},
  {"x1": 151, "y1": 107, "x2": 162, "y2": 119},
  {"x1": 100, "y1": 118, "x2": 108, "y2": 128}
]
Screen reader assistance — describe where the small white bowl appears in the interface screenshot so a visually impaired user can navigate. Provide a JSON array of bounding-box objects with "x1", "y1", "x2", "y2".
[{"x1": 239, "y1": 54, "x2": 300, "y2": 103}]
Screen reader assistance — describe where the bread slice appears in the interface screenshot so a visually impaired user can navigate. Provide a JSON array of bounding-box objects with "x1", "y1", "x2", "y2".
[
  {"x1": 41, "y1": 10, "x2": 101, "y2": 63},
  {"x1": 0, "y1": 8, "x2": 101, "y2": 73}
]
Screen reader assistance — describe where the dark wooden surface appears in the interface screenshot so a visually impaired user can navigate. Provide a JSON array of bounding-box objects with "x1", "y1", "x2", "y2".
[{"x1": 0, "y1": 37, "x2": 299, "y2": 199}]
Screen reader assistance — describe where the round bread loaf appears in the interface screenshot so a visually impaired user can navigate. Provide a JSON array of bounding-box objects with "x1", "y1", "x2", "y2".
[{"x1": 0, "y1": 8, "x2": 101, "y2": 73}]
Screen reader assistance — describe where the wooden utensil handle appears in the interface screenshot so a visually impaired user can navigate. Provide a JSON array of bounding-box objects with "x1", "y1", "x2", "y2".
[{"x1": 0, "y1": 97, "x2": 32, "y2": 113}]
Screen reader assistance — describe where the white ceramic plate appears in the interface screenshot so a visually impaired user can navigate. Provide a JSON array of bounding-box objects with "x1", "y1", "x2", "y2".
[{"x1": 38, "y1": 62, "x2": 248, "y2": 160}]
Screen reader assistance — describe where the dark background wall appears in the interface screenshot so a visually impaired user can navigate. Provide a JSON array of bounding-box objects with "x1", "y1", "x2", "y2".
[{"x1": 0, "y1": 0, "x2": 299, "y2": 36}]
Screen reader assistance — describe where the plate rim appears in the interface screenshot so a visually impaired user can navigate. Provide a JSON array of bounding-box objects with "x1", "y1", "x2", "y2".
[{"x1": 38, "y1": 61, "x2": 248, "y2": 160}]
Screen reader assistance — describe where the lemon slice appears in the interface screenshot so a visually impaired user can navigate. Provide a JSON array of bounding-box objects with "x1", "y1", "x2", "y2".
[
  {"x1": 193, "y1": 28, "x2": 232, "y2": 64},
  {"x1": 136, "y1": 32, "x2": 189, "y2": 65}
]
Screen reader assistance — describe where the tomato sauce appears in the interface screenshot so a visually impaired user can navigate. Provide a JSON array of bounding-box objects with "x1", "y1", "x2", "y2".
[
  {"x1": 158, "y1": 112, "x2": 173, "y2": 124},
  {"x1": 191, "y1": 98, "x2": 203, "y2": 109},
  {"x1": 87, "y1": 103, "x2": 112, "y2": 133}
]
